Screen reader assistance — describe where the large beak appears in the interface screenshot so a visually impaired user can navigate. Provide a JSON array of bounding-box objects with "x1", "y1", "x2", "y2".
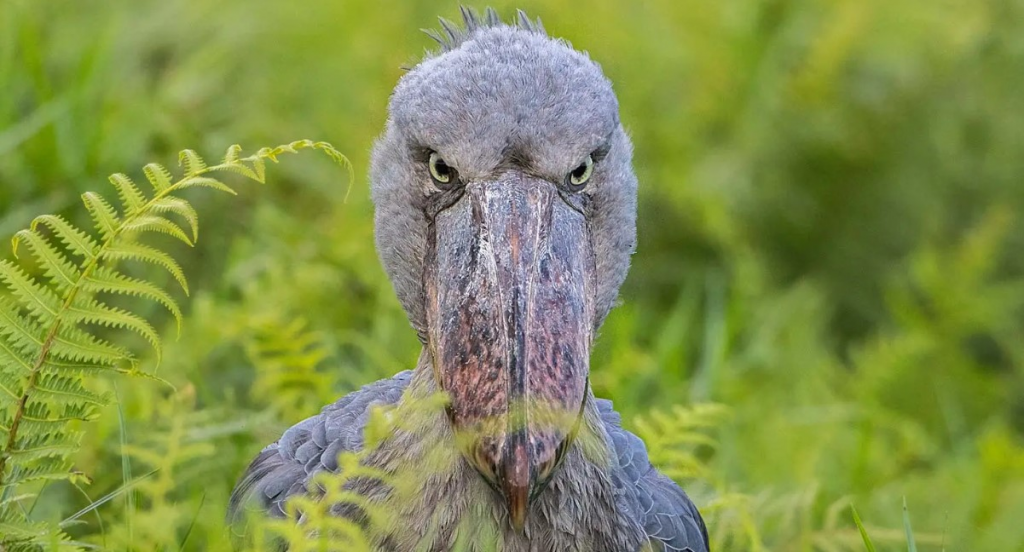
[{"x1": 423, "y1": 170, "x2": 595, "y2": 532}]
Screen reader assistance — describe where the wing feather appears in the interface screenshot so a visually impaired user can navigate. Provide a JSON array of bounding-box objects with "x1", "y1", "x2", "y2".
[
  {"x1": 597, "y1": 399, "x2": 710, "y2": 552},
  {"x1": 228, "y1": 371, "x2": 413, "y2": 523}
]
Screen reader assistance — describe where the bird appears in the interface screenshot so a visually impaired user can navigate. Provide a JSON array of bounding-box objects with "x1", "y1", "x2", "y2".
[{"x1": 229, "y1": 8, "x2": 709, "y2": 552}]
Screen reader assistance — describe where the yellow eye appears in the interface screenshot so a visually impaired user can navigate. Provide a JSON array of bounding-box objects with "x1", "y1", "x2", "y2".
[
  {"x1": 429, "y1": 152, "x2": 457, "y2": 188},
  {"x1": 567, "y1": 155, "x2": 594, "y2": 190}
]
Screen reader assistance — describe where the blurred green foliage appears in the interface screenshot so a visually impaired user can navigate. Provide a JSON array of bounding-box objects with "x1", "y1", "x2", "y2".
[{"x1": 1, "y1": 0, "x2": 1023, "y2": 550}]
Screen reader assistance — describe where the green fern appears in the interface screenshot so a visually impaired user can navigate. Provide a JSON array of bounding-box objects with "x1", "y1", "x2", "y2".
[
  {"x1": 0, "y1": 140, "x2": 350, "y2": 549},
  {"x1": 244, "y1": 316, "x2": 337, "y2": 423},
  {"x1": 100, "y1": 392, "x2": 225, "y2": 551},
  {"x1": 632, "y1": 402, "x2": 728, "y2": 482}
]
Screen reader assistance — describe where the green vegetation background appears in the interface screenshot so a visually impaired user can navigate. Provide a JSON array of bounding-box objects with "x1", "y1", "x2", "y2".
[{"x1": 2, "y1": 0, "x2": 1023, "y2": 550}]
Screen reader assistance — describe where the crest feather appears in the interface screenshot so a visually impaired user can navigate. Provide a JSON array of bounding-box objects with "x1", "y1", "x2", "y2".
[{"x1": 424, "y1": 6, "x2": 547, "y2": 53}]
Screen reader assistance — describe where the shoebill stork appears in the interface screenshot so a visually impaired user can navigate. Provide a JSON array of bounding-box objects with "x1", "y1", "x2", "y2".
[{"x1": 230, "y1": 8, "x2": 709, "y2": 552}]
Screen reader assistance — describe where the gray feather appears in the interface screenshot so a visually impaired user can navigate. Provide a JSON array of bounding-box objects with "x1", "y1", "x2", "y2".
[
  {"x1": 424, "y1": 7, "x2": 546, "y2": 53},
  {"x1": 598, "y1": 399, "x2": 710, "y2": 552},
  {"x1": 228, "y1": 371, "x2": 413, "y2": 522}
]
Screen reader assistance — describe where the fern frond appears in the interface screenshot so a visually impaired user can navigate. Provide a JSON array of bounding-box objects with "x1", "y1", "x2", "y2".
[
  {"x1": 1, "y1": 456, "x2": 77, "y2": 489},
  {"x1": 0, "y1": 139, "x2": 350, "y2": 548},
  {"x1": 8, "y1": 429, "x2": 80, "y2": 462},
  {"x1": 109, "y1": 173, "x2": 147, "y2": 214},
  {"x1": 0, "y1": 297, "x2": 44, "y2": 358},
  {"x1": 0, "y1": 343, "x2": 34, "y2": 390},
  {"x1": 84, "y1": 266, "x2": 182, "y2": 327},
  {"x1": 633, "y1": 403, "x2": 729, "y2": 481},
  {"x1": 100, "y1": 241, "x2": 189, "y2": 294},
  {"x1": 223, "y1": 144, "x2": 243, "y2": 165},
  {"x1": 0, "y1": 507, "x2": 59, "y2": 545},
  {"x1": 32, "y1": 372, "x2": 105, "y2": 406},
  {"x1": 178, "y1": 149, "x2": 207, "y2": 176},
  {"x1": 11, "y1": 229, "x2": 82, "y2": 292},
  {"x1": 0, "y1": 493, "x2": 36, "y2": 509},
  {"x1": 81, "y1": 191, "x2": 121, "y2": 240},
  {"x1": 50, "y1": 323, "x2": 128, "y2": 366},
  {"x1": 66, "y1": 298, "x2": 160, "y2": 356},
  {"x1": 120, "y1": 214, "x2": 194, "y2": 246},
  {"x1": 25, "y1": 401, "x2": 96, "y2": 424},
  {"x1": 0, "y1": 362, "x2": 25, "y2": 400},
  {"x1": 27, "y1": 215, "x2": 99, "y2": 261},
  {"x1": 1, "y1": 404, "x2": 95, "y2": 441},
  {"x1": 149, "y1": 196, "x2": 200, "y2": 242},
  {"x1": 214, "y1": 163, "x2": 259, "y2": 181},
  {"x1": 0, "y1": 260, "x2": 61, "y2": 323},
  {"x1": 142, "y1": 163, "x2": 174, "y2": 192},
  {"x1": 42, "y1": 358, "x2": 138, "y2": 376},
  {"x1": 246, "y1": 316, "x2": 335, "y2": 421},
  {"x1": 246, "y1": 155, "x2": 267, "y2": 183},
  {"x1": 177, "y1": 176, "x2": 238, "y2": 195}
]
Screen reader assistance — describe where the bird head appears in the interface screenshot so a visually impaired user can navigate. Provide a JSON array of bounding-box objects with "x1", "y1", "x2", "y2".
[{"x1": 370, "y1": 8, "x2": 637, "y2": 532}]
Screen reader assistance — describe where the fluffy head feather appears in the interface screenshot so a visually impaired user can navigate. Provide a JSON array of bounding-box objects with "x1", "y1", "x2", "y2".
[{"x1": 371, "y1": 8, "x2": 638, "y2": 335}]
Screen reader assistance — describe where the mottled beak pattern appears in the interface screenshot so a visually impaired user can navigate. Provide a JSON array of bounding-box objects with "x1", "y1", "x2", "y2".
[{"x1": 424, "y1": 171, "x2": 595, "y2": 531}]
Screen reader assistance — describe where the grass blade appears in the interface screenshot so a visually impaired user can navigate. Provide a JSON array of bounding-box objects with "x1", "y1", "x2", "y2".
[
  {"x1": 116, "y1": 383, "x2": 135, "y2": 543},
  {"x1": 903, "y1": 497, "x2": 918, "y2": 552},
  {"x1": 60, "y1": 469, "x2": 158, "y2": 527},
  {"x1": 178, "y1": 492, "x2": 206, "y2": 551},
  {"x1": 851, "y1": 505, "x2": 878, "y2": 552}
]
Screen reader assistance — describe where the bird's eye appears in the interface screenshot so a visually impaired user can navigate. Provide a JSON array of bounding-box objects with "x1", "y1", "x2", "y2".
[
  {"x1": 428, "y1": 152, "x2": 457, "y2": 188},
  {"x1": 566, "y1": 155, "x2": 594, "y2": 191}
]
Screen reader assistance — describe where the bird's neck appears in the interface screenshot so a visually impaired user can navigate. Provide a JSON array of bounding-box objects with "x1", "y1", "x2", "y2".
[{"x1": 354, "y1": 349, "x2": 646, "y2": 551}]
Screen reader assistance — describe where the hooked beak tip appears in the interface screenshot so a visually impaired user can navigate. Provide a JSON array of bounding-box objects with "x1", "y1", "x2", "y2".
[
  {"x1": 507, "y1": 488, "x2": 528, "y2": 533},
  {"x1": 502, "y1": 439, "x2": 531, "y2": 533}
]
